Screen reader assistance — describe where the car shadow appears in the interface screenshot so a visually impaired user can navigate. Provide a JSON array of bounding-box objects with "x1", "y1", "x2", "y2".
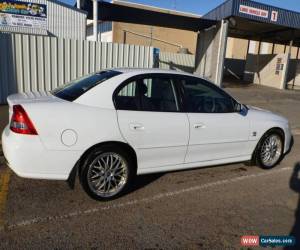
[
  {"x1": 130, "y1": 173, "x2": 164, "y2": 193},
  {"x1": 127, "y1": 161, "x2": 250, "y2": 195},
  {"x1": 285, "y1": 163, "x2": 300, "y2": 250}
]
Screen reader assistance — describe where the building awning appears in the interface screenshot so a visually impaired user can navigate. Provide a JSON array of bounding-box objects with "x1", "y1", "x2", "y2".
[
  {"x1": 81, "y1": 1, "x2": 217, "y2": 32},
  {"x1": 204, "y1": 0, "x2": 300, "y2": 46}
]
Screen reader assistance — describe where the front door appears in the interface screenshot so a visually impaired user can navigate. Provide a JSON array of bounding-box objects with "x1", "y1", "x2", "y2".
[{"x1": 178, "y1": 76, "x2": 250, "y2": 163}]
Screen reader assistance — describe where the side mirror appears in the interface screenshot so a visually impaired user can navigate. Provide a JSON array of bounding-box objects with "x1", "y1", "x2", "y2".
[{"x1": 234, "y1": 102, "x2": 242, "y2": 113}]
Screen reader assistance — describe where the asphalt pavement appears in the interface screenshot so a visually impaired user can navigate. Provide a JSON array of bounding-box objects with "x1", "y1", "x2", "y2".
[{"x1": 0, "y1": 85, "x2": 299, "y2": 249}]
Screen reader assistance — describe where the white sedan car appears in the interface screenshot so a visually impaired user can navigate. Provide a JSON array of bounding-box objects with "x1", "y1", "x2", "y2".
[{"x1": 2, "y1": 68, "x2": 292, "y2": 200}]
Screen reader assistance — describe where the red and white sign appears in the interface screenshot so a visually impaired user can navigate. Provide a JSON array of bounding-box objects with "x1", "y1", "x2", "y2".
[
  {"x1": 239, "y1": 4, "x2": 269, "y2": 18},
  {"x1": 271, "y1": 10, "x2": 278, "y2": 22}
]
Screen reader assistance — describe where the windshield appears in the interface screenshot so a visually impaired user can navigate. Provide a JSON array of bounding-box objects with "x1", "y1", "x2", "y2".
[{"x1": 51, "y1": 70, "x2": 122, "y2": 101}]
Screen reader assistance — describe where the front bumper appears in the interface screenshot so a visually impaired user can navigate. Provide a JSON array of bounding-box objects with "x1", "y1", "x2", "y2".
[
  {"x1": 285, "y1": 135, "x2": 294, "y2": 155},
  {"x1": 2, "y1": 126, "x2": 81, "y2": 180},
  {"x1": 283, "y1": 126, "x2": 293, "y2": 154}
]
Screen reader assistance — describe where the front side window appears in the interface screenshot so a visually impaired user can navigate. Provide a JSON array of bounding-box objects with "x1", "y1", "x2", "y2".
[
  {"x1": 115, "y1": 75, "x2": 179, "y2": 112},
  {"x1": 180, "y1": 77, "x2": 235, "y2": 113},
  {"x1": 52, "y1": 70, "x2": 122, "y2": 101}
]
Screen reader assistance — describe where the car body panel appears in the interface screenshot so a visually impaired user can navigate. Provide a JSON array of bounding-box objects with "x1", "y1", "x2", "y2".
[
  {"x1": 23, "y1": 101, "x2": 124, "y2": 151},
  {"x1": 2, "y1": 126, "x2": 78, "y2": 180},
  {"x1": 117, "y1": 110, "x2": 189, "y2": 169},
  {"x1": 185, "y1": 112, "x2": 250, "y2": 163},
  {"x1": 246, "y1": 106, "x2": 292, "y2": 154}
]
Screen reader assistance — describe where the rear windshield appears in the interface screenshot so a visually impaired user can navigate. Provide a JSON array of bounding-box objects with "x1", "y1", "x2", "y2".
[{"x1": 51, "y1": 70, "x2": 122, "y2": 101}]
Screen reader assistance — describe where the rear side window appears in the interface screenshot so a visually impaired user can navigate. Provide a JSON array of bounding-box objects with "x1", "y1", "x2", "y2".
[
  {"x1": 52, "y1": 70, "x2": 122, "y2": 101},
  {"x1": 115, "y1": 76, "x2": 179, "y2": 112}
]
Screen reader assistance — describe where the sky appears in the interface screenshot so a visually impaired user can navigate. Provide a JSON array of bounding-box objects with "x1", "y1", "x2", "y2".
[{"x1": 60, "y1": 0, "x2": 300, "y2": 15}]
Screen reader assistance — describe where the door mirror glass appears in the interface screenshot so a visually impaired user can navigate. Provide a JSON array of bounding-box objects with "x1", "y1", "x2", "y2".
[
  {"x1": 234, "y1": 102, "x2": 248, "y2": 116},
  {"x1": 234, "y1": 102, "x2": 242, "y2": 113}
]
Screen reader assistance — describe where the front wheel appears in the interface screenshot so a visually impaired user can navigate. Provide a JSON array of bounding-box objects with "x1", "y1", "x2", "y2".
[
  {"x1": 80, "y1": 146, "x2": 134, "y2": 201},
  {"x1": 255, "y1": 131, "x2": 284, "y2": 169}
]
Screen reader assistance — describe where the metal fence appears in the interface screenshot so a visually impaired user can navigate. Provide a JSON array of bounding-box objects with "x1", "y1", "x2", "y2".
[
  {"x1": 158, "y1": 52, "x2": 195, "y2": 73},
  {"x1": 0, "y1": 33, "x2": 154, "y2": 104}
]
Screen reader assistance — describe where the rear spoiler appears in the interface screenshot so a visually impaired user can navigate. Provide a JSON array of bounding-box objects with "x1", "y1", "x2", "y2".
[{"x1": 7, "y1": 91, "x2": 53, "y2": 107}]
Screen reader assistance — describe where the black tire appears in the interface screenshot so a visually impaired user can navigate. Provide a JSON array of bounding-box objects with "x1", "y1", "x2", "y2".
[
  {"x1": 79, "y1": 145, "x2": 135, "y2": 201},
  {"x1": 254, "y1": 129, "x2": 284, "y2": 170}
]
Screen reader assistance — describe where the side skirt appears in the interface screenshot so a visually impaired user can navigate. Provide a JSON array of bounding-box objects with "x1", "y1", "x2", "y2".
[{"x1": 137, "y1": 155, "x2": 252, "y2": 175}]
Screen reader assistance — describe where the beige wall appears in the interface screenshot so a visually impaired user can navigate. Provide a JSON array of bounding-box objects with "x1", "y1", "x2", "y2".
[
  {"x1": 244, "y1": 53, "x2": 288, "y2": 89},
  {"x1": 112, "y1": 22, "x2": 198, "y2": 54},
  {"x1": 246, "y1": 41, "x2": 300, "y2": 58},
  {"x1": 112, "y1": 0, "x2": 198, "y2": 54},
  {"x1": 226, "y1": 38, "x2": 249, "y2": 59}
]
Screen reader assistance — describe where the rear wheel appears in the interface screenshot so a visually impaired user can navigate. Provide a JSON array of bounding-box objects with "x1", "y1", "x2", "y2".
[
  {"x1": 255, "y1": 130, "x2": 284, "y2": 169},
  {"x1": 80, "y1": 145, "x2": 135, "y2": 201}
]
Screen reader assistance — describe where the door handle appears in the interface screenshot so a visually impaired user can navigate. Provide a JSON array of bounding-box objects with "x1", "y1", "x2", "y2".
[
  {"x1": 129, "y1": 123, "x2": 144, "y2": 131},
  {"x1": 194, "y1": 123, "x2": 206, "y2": 129}
]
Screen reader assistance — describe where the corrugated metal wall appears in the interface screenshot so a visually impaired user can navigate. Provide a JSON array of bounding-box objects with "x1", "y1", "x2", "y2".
[
  {"x1": 87, "y1": 22, "x2": 113, "y2": 41},
  {"x1": 0, "y1": 0, "x2": 86, "y2": 40},
  {"x1": 203, "y1": 0, "x2": 233, "y2": 21},
  {"x1": 158, "y1": 52, "x2": 195, "y2": 73},
  {"x1": 0, "y1": 33, "x2": 154, "y2": 104}
]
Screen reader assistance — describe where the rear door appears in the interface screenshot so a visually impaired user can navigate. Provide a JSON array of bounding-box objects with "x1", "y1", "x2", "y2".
[
  {"x1": 115, "y1": 74, "x2": 189, "y2": 170},
  {"x1": 177, "y1": 76, "x2": 250, "y2": 163}
]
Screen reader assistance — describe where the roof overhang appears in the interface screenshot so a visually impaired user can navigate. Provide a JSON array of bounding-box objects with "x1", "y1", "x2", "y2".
[
  {"x1": 81, "y1": 0, "x2": 216, "y2": 32},
  {"x1": 204, "y1": 0, "x2": 300, "y2": 46}
]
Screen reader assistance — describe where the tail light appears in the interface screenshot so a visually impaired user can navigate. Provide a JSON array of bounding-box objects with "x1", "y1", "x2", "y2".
[{"x1": 10, "y1": 105, "x2": 38, "y2": 135}]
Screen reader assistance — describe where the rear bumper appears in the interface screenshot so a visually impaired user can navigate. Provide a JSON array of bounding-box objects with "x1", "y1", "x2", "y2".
[{"x1": 2, "y1": 126, "x2": 81, "y2": 180}]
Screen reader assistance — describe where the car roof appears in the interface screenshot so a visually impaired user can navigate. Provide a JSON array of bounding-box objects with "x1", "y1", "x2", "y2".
[{"x1": 111, "y1": 67, "x2": 195, "y2": 77}]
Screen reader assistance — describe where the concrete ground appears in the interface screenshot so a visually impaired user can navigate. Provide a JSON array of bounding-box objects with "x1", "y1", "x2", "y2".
[{"x1": 0, "y1": 84, "x2": 300, "y2": 249}]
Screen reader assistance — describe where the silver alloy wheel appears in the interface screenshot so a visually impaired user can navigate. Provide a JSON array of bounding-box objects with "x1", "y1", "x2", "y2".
[
  {"x1": 260, "y1": 134, "x2": 282, "y2": 167},
  {"x1": 87, "y1": 152, "x2": 128, "y2": 197}
]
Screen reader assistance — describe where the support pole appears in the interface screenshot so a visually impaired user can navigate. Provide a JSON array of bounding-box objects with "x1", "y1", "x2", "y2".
[
  {"x1": 292, "y1": 47, "x2": 299, "y2": 89},
  {"x1": 256, "y1": 40, "x2": 261, "y2": 84},
  {"x1": 246, "y1": 40, "x2": 250, "y2": 56},
  {"x1": 77, "y1": 0, "x2": 80, "y2": 9},
  {"x1": 282, "y1": 39, "x2": 294, "y2": 89},
  {"x1": 288, "y1": 39, "x2": 293, "y2": 54},
  {"x1": 215, "y1": 19, "x2": 229, "y2": 87},
  {"x1": 93, "y1": 0, "x2": 98, "y2": 42},
  {"x1": 123, "y1": 30, "x2": 127, "y2": 44}
]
